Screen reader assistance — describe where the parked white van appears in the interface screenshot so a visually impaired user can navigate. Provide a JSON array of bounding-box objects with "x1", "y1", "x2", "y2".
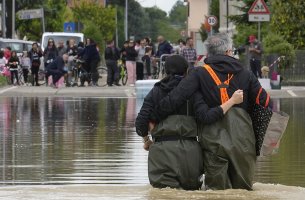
[{"x1": 41, "y1": 32, "x2": 84, "y2": 51}]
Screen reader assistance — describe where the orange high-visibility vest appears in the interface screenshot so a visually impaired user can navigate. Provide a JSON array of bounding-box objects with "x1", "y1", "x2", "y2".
[{"x1": 203, "y1": 64, "x2": 233, "y2": 104}]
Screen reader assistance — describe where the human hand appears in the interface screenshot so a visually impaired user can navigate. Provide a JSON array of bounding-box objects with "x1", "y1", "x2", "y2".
[
  {"x1": 231, "y1": 89, "x2": 243, "y2": 104},
  {"x1": 148, "y1": 122, "x2": 155, "y2": 132},
  {"x1": 143, "y1": 139, "x2": 153, "y2": 151}
]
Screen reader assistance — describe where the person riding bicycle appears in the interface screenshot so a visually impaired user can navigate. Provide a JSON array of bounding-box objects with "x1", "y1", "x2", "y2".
[{"x1": 105, "y1": 40, "x2": 120, "y2": 86}]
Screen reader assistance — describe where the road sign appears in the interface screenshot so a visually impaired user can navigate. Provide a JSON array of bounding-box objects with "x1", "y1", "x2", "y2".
[
  {"x1": 248, "y1": 0, "x2": 270, "y2": 22},
  {"x1": 64, "y1": 22, "x2": 75, "y2": 33},
  {"x1": 17, "y1": 9, "x2": 43, "y2": 20},
  {"x1": 207, "y1": 16, "x2": 217, "y2": 26}
]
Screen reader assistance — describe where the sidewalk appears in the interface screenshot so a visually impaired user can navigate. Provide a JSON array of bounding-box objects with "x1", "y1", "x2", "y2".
[{"x1": 0, "y1": 85, "x2": 305, "y2": 98}]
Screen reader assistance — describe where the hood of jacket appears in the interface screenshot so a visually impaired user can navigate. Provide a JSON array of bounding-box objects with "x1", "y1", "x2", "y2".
[
  {"x1": 204, "y1": 55, "x2": 244, "y2": 74},
  {"x1": 155, "y1": 75, "x2": 183, "y2": 93}
]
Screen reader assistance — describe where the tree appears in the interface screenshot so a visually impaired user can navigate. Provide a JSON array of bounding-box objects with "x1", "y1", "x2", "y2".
[
  {"x1": 15, "y1": 0, "x2": 67, "y2": 41},
  {"x1": 270, "y1": 0, "x2": 305, "y2": 49},
  {"x1": 72, "y1": 1, "x2": 116, "y2": 51},
  {"x1": 168, "y1": 0, "x2": 187, "y2": 29}
]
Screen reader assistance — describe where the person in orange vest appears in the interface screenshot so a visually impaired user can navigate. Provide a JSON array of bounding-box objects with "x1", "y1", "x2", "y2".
[
  {"x1": 135, "y1": 54, "x2": 243, "y2": 190},
  {"x1": 150, "y1": 32, "x2": 270, "y2": 190}
]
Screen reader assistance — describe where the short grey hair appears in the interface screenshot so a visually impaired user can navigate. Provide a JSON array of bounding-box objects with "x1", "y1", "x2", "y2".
[{"x1": 205, "y1": 33, "x2": 233, "y2": 56}]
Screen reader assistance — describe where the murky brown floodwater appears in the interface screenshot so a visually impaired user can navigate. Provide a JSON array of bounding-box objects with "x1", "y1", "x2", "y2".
[{"x1": 0, "y1": 97, "x2": 304, "y2": 199}]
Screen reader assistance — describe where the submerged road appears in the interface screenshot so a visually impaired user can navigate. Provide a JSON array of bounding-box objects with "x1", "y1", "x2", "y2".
[{"x1": 0, "y1": 85, "x2": 305, "y2": 98}]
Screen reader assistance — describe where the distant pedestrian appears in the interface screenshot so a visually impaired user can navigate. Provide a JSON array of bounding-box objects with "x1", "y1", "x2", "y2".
[
  {"x1": 105, "y1": 40, "x2": 120, "y2": 86},
  {"x1": 180, "y1": 37, "x2": 197, "y2": 67},
  {"x1": 120, "y1": 41, "x2": 129, "y2": 65},
  {"x1": 156, "y1": 35, "x2": 173, "y2": 58},
  {"x1": 125, "y1": 40, "x2": 138, "y2": 86},
  {"x1": 142, "y1": 47, "x2": 152, "y2": 79},
  {"x1": 28, "y1": 43, "x2": 42, "y2": 86},
  {"x1": 57, "y1": 40, "x2": 67, "y2": 57},
  {"x1": 78, "y1": 38, "x2": 100, "y2": 86},
  {"x1": 46, "y1": 54, "x2": 68, "y2": 88},
  {"x1": 4, "y1": 47, "x2": 11, "y2": 60},
  {"x1": 8, "y1": 51, "x2": 20, "y2": 85},
  {"x1": 20, "y1": 51, "x2": 31, "y2": 85},
  {"x1": 136, "y1": 39, "x2": 146, "y2": 80},
  {"x1": 43, "y1": 38, "x2": 58, "y2": 71},
  {"x1": 249, "y1": 35, "x2": 263, "y2": 78}
]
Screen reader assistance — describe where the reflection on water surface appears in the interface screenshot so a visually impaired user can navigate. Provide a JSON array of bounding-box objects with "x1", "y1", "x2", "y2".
[{"x1": 0, "y1": 97, "x2": 304, "y2": 190}]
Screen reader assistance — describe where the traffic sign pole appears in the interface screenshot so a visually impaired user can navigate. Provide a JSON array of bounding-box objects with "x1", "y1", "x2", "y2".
[{"x1": 248, "y1": 0, "x2": 270, "y2": 41}]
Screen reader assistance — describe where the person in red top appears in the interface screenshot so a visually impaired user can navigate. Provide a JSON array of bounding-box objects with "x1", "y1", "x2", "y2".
[{"x1": 4, "y1": 47, "x2": 11, "y2": 60}]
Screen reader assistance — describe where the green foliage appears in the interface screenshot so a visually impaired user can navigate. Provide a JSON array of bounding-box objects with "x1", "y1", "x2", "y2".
[
  {"x1": 169, "y1": 0, "x2": 187, "y2": 29},
  {"x1": 209, "y1": 0, "x2": 220, "y2": 32},
  {"x1": 270, "y1": 0, "x2": 305, "y2": 49},
  {"x1": 263, "y1": 33, "x2": 295, "y2": 70},
  {"x1": 16, "y1": 0, "x2": 67, "y2": 41},
  {"x1": 0, "y1": 76, "x2": 7, "y2": 87},
  {"x1": 107, "y1": 0, "x2": 186, "y2": 46},
  {"x1": 72, "y1": 1, "x2": 116, "y2": 49},
  {"x1": 199, "y1": 24, "x2": 208, "y2": 42}
]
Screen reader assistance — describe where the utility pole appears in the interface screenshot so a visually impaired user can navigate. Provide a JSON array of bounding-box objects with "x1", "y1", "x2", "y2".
[
  {"x1": 115, "y1": 6, "x2": 118, "y2": 47},
  {"x1": 2, "y1": 0, "x2": 6, "y2": 37},
  {"x1": 226, "y1": 0, "x2": 229, "y2": 33},
  {"x1": 124, "y1": 0, "x2": 128, "y2": 41},
  {"x1": 12, "y1": 0, "x2": 15, "y2": 38}
]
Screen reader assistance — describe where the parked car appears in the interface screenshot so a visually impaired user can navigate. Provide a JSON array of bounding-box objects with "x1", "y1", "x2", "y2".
[{"x1": 0, "y1": 38, "x2": 35, "y2": 57}]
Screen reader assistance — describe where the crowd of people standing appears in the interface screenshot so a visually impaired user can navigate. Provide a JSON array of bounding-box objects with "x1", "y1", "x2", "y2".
[
  {"x1": 105, "y1": 35, "x2": 197, "y2": 87},
  {"x1": 0, "y1": 37, "x2": 100, "y2": 88}
]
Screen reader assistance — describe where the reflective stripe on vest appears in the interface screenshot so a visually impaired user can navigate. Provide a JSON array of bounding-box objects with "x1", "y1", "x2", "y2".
[{"x1": 203, "y1": 64, "x2": 232, "y2": 104}]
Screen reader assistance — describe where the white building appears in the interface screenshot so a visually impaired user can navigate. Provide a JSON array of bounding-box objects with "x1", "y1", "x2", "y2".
[{"x1": 186, "y1": 0, "x2": 242, "y2": 55}]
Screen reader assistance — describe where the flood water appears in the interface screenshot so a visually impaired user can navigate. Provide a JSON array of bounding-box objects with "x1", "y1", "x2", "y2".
[{"x1": 0, "y1": 97, "x2": 305, "y2": 199}]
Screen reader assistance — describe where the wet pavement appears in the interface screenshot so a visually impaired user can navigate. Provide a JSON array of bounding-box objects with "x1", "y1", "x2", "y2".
[{"x1": 0, "y1": 88, "x2": 305, "y2": 199}]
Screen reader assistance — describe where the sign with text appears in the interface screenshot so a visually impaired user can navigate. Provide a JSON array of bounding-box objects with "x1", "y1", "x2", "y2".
[
  {"x1": 18, "y1": 9, "x2": 43, "y2": 20},
  {"x1": 248, "y1": 0, "x2": 270, "y2": 22}
]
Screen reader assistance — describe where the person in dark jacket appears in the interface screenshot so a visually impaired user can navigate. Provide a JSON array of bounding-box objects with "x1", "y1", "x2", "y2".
[
  {"x1": 46, "y1": 54, "x2": 68, "y2": 88},
  {"x1": 120, "y1": 41, "x2": 129, "y2": 65},
  {"x1": 43, "y1": 38, "x2": 58, "y2": 68},
  {"x1": 135, "y1": 55, "x2": 243, "y2": 190},
  {"x1": 125, "y1": 40, "x2": 138, "y2": 86},
  {"x1": 105, "y1": 40, "x2": 120, "y2": 86},
  {"x1": 150, "y1": 33, "x2": 271, "y2": 190},
  {"x1": 28, "y1": 43, "x2": 43, "y2": 86},
  {"x1": 8, "y1": 51, "x2": 20, "y2": 85},
  {"x1": 78, "y1": 38, "x2": 100, "y2": 86},
  {"x1": 156, "y1": 35, "x2": 173, "y2": 58}
]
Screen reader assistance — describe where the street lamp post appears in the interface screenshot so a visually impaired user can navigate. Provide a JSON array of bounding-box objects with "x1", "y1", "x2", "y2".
[
  {"x1": 12, "y1": 0, "x2": 15, "y2": 38},
  {"x1": 125, "y1": 0, "x2": 128, "y2": 41},
  {"x1": 226, "y1": 0, "x2": 229, "y2": 33},
  {"x1": 2, "y1": 0, "x2": 6, "y2": 38}
]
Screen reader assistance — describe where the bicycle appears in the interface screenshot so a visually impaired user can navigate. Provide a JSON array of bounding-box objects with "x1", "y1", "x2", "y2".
[
  {"x1": 118, "y1": 60, "x2": 128, "y2": 85},
  {"x1": 153, "y1": 54, "x2": 171, "y2": 79}
]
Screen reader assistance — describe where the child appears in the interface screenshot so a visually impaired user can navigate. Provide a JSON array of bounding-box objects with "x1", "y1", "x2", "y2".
[
  {"x1": 135, "y1": 55, "x2": 243, "y2": 190},
  {"x1": 20, "y1": 51, "x2": 31, "y2": 85},
  {"x1": 8, "y1": 51, "x2": 19, "y2": 85},
  {"x1": 142, "y1": 47, "x2": 152, "y2": 79}
]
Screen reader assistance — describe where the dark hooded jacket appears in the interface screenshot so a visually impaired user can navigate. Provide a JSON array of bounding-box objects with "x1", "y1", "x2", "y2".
[
  {"x1": 135, "y1": 75, "x2": 224, "y2": 137},
  {"x1": 151, "y1": 55, "x2": 270, "y2": 123}
]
